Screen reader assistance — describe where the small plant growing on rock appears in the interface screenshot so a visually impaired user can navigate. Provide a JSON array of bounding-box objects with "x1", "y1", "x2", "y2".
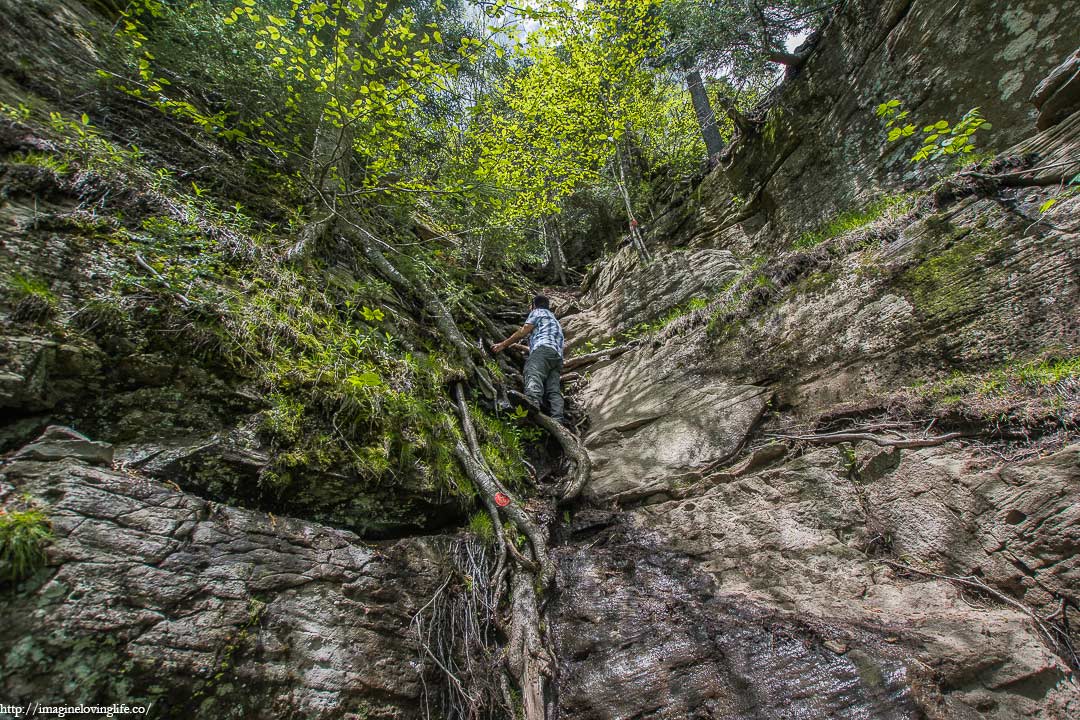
[
  {"x1": 8, "y1": 273, "x2": 58, "y2": 323},
  {"x1": 0, "y1": 505, "x2": 53, "y2": 584},
  {"x1": 877, "y1": 99, "x2": 992, "y2": 163}
]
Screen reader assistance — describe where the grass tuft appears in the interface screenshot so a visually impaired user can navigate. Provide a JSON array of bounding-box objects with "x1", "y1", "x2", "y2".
[
  {"x1": 467, "y1": 511, "x2": 495, "y2": 545},
  {"x1": 0, "y1": 507, "x2": 53, "y2": 583}
]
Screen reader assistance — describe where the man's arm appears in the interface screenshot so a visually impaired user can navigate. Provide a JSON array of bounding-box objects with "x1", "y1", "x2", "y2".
[{"x1": 492, "y1": 323, "x2": 534, "y2": 353}]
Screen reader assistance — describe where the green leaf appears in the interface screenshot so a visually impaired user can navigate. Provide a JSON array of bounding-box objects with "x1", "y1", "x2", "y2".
[
  {"x1": 1039, "y1": 198, "x2": 1057, "y2": 213},
  {"x1": 347, "y1": 372, "x2": 382, "y2": 389}
]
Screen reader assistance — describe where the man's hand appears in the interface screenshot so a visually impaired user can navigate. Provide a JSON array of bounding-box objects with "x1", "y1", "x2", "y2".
[{"x1": 492, "y1": 323, "x2": 534, "y2": 355}]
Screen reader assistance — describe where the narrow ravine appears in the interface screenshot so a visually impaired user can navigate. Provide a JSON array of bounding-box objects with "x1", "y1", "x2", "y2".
[{"x1": 2, "y1": 1, "x2": 1079, "y2": 719}]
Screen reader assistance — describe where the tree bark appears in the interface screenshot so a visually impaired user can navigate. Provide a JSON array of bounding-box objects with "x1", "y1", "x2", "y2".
[
  {"x1": 542, "y1": 216, "x2": 568, "y2": 285},
  {"x1": 685, "y1": 68, "x2": 724, "y2": 158},
  {"x1": 613, "y1": 145, "x2": 651, "y2": 261},
  {"x1": 506, "y1": 569, "x2": 552, "y2": 720}
]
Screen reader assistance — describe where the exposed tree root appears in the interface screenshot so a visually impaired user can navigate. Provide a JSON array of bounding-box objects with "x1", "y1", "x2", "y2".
[
  {"x1": 453, "y1": 384, "x2": 555, "y2": 588},
  {"x1": 413, "y1": 539, "x2": 506, "y2": 720},
  {"x1": 506, "y1": 569, "x2": 556, "y2": 720},
  {"x1": 765, "y1": 430, "x2": 973, "y2": 448},
  {"x1": 506, "y1": 389, "x2": 591, "y2": 503},
  {"x1": 451, "y1": 382, "x2": 559, "y2": 719},
  {"x1": 881, "y1": 559, "x2": 1078, "y2": 671},
  {"x1": 134, "y1": 253, "x2": 193, "y2": 307},
  {"x1": 562, "y1": 342, "x2": 637, "y2": 371}
]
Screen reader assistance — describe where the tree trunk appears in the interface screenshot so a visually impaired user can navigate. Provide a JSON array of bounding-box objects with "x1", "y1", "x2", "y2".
[
  {"x1": 713, "y1": 90, "x2": 754, "y2": 139},
  {"x1": 685, "y1": 68, "x2": 724, "y2": 158},
  {"x1": 613, "y1": 145, "x2": 651, "y2": 261},
  {"x1": 542, "y1": 216, "x2": 568, "y2": 285},
  {"x1": 287, "y1": 112, "x2": 353, "y2": 260}
]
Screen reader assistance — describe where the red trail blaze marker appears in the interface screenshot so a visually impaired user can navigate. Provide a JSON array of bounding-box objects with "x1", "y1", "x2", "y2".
[{"x1": 494, "y1": 492, "x2": 511, "y2": 507}]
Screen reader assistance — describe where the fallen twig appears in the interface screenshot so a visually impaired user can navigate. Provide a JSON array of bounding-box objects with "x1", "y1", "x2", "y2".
[{"x1": 134, "y1": 253, "x2": 193, "y2": 307}]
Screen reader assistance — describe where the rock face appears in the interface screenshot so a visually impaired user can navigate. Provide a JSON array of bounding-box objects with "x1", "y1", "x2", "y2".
[
  {"x1": 564, "y1": 247, "x2": 740, "y2": 348},
  {"x1": 554, "y1": 445, "x2": 1080, "y2": 719},
  {"x1": 578, "y1": 342, "x2": 769, "y2": 504},
  {"x1": 552, "y1": 2, "x2": 1080, "y2": 718},
  {"x1": 0, "y1": 453, "x2": 450, "y2": 719},
  {"x1": 1, "y1": 0, "x2": 1078, "y2": 718},
  {"x1": 653, "y1": 0, "x2": 1080, "y2": 249}
]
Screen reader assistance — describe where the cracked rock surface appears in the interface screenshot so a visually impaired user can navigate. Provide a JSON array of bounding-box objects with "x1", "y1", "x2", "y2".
[{"x1": 0, "y1": 455, "x2": 447, "y2": 719}]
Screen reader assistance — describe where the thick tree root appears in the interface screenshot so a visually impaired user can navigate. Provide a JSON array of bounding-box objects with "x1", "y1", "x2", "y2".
[
  {"x1": 506, "y1": 389, "x2": 591, "y2": 503},
  {"x1": 507, "y1": 569, "x2": 555, "y2": 720},
  {"x1": 454, "y1": 384, "x2": 555, "y2": 588},
  {"x1": 765, "y1": 430, "x2": 973, "y2": 448},
  {"x1": 562, "y1": 342, "x2": 637, "y2": 371},
  {"x1": 452, "y1": 382, "x2": 559, "y2": 719}
]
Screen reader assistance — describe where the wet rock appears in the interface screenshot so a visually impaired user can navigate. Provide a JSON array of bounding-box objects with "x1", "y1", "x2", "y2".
[
  {"x1": 556, "y1": 443, "x2": 1080, "y2": 718},
  {"x1": 12, "y1": 425, "x2": 113, "y2": 466},
  {"x1": 553, "y1": 539, "x2": 921, "y2": 719},
  {"x1": 0, "y1": 454, "x2": 448, "y2": 718}
]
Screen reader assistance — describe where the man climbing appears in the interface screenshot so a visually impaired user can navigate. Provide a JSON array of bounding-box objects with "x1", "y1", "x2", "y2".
[{"x1": 491, "y1": 295, "x2": 566, "y2": 423}]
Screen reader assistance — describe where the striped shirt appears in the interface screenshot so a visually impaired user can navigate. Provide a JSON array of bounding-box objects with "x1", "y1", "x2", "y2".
[{"x1": 525, "y1": 308, "x2": 564, "y2": 356}]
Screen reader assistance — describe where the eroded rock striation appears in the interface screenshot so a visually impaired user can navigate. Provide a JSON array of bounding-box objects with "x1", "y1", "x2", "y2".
[{"x1": 1, "y1": 447, "x2": 449, "y2": 719}]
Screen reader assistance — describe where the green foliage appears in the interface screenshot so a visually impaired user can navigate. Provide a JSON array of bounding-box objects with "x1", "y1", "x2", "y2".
[
  {"x1": 658, "y1": 0, "x2": 824, "y2": 80},
  {"x1": 7, "y1": 273, "x2": 58, "y2": 323},
  {"x1": 1037, "y1": 173, "x2": 1080, "y2": 214},
  {"x1": 473, "y1": 0, "x2": 665, "y2": 225},
  {"x1": 0, "y1": 506, "x2": 53, "y2": 584},
  {"x1": 8, "y1": 150, "x2": 71, "y2": 175},
  {"x1": 469, "y1": 404, "x2": 529, "y2": 491},
  {"x1": 467, "y1": 510, "x2": 495, "y2": 544},
  {"x1": 109, "y1": 0, "x2": 485, "y2": 192},
  {"x1": 794, "y1": 192, "x2": 915, "y2": 249},
  {"x1": 877, "y1": 100, "x2": 992, "y2": 163},
  {"x1": 905, "y1": 354, "x2": 1080, "y2": 422},
  {"x1": 8, "y1": 273, "x2": 57, "y2": 304}
]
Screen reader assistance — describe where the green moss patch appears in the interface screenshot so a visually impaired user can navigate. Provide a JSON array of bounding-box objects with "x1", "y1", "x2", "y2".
[{"x1": 794, "y1": 193, "x2": 915, "y2": 250}]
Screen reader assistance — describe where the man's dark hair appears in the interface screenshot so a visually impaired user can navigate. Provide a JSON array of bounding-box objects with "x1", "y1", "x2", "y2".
[{"x1": 531, "y1": 295, "x2": 550, "y2": 310}]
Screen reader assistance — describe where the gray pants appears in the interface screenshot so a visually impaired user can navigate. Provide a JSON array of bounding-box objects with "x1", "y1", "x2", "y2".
[{"x1": 523, "y1": 345, "x2": 564, "y2": 421}]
